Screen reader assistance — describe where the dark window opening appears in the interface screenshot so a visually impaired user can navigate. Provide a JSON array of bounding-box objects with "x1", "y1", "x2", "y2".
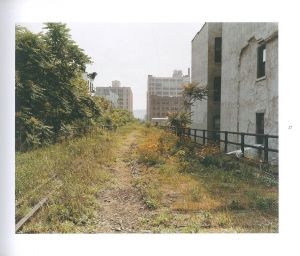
[
  {"x1": 256, "y1": 113, "x2": 264, "y2": 144},
  {"x1": 213, "y1": 76, "x2": 221, "y2": 101},
  {"x1": 215, "y1": 37, "x2": 222, "y2": 63},
  {"x1": 257, "y1": 44, "x2": 266, "y2": 78},
  {"x1": 212, "y1": 115, "x2": 220, "y2": 142},
  {"x1": 213, "y1": 115, "x2": 220, "y2": 130}
]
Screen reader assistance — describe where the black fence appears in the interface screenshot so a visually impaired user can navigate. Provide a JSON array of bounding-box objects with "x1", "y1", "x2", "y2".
[{"x1": 163, "y1": 126, "x2": 278, "y2": 163}]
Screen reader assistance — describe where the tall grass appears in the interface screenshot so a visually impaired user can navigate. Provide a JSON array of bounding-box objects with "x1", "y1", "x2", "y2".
[
  {"x1": 15, "y1": 125, "x2": 132, "y2": 233},
  {"x1": 134, "y1": 125, "x2": 278, "y2": 232}
]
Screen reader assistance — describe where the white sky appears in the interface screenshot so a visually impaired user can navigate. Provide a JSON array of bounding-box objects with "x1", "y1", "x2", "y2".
[{"x1": 20, "y1": 22, "x2": 202, "y2": 110}]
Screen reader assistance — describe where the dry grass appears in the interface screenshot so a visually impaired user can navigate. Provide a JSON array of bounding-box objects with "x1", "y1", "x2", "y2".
[
  {"x1": 16, "y1": 124, "x2": 137, "y2": 233},
  {"x1": 134, "y1": 125, "x2": 278, "y2": 233}
]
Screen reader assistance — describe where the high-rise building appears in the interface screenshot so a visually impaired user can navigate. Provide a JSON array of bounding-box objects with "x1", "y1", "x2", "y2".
[
  {"x1": 95, "y1": 81, "x2": 133, "y2": 113},
  {"x1": 112, "y1": 80, "x2": 121, "y2": 87},
  {"x1": 147, "y1": 70, "x2": 190, "y2": 121}
]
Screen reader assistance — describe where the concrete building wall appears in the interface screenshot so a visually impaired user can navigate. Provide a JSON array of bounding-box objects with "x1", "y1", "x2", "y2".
[
  {"x1": 221, "y1": 23, "x2": 278, "y2": 161},
  {"x1": 95, "y1": 85, "x2": 133, "y2": 113},
  {"x1": 207, "y1": 23, "x2": 222, "y2": 135},
  {"x1": 191, "y1": 24, "x2": 208, "y2": 129},
  {"x1": 191, "y1": 22, "x2": 222, "y2": 135}
]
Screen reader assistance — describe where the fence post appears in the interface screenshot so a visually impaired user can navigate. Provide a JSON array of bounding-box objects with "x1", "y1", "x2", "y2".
[
  {"x1": 224, "y1": 131, "x2": 228, "y2": 152},
  {"x1": 203, "y1": 130, "x2": 206, "y2": 145},
  {"x1": 264, "y1": 134, "x2": 269, "y2": 162},
  {"x1": 188, "y1": 128, "x2": 191, "y2": 140},
  {"x1": 241, "y1": 133, "x2": 245, "y2": 156},
  {"x1": 194, "y1": 129, "x2": 196, "y2": 143}
]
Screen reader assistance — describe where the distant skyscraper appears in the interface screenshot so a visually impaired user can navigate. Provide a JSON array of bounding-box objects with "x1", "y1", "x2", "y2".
[
  {"x1": 147, "y1": 69, "x2": 190, "y2": 121},
  {"x1": 95, "y1": 81, "x2": 133, "y2": 113},
  {"x1": 112, "y1": 80, "x2": 121, "y2": 87}
]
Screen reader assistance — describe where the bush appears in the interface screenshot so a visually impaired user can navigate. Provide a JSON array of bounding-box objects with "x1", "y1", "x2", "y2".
[{"x1": 254, "y1": 196, "x2": 278, "y2": 212}]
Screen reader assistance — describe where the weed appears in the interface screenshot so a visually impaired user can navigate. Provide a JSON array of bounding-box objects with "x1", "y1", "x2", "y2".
[
  {"x1": 152, "y1": 212, "x2": 171, "y2": 227},
  {"x1": 216, "y1": 212, "x2": 232, "y2": 228},
  {"x1": 202, "y1": 212, "x2": 212, "y2": 228},
  {"x1": 228, "y1": 199, "x2": 245, "y2": 210},
  {"x1": 254, "y1": 196, "x2": 278, "y2": 212},
  {"x1": 189, "y1": 186, "x2": 203, "y2": 202},
  {"x1": 15, "y1": 123, "x2": 135, "y2": 232},
  {"x1": 144, "y1": 184, "x2": 161, "y2": 209}
]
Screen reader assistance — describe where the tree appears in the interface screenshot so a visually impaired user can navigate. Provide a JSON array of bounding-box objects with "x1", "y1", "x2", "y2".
[
  {"x1": 182, "y1": 82, "x2": 208, "y2": 111},
  {"x1": 166, "y1": 82, "x2": 208, "y2": 133},
  {"x1": 41, "y1": 22, "x2": 92, "y2": 137},
  {"x1": 15, "y1": 23, "x2": 100, "y2": 150}
]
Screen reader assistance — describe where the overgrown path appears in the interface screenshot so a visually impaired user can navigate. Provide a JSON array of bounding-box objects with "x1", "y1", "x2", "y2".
[
  {"x1": 16, "y1": 124, "x2": 278, "y2": 233},
  {"x1": 94, "y1": 130, "x2": 149, "y2": 232}
]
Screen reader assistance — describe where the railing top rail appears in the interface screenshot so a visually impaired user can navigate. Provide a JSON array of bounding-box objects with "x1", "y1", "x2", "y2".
[{"x1": 167, "y1": 126, "x2": 278, "y2": 139}]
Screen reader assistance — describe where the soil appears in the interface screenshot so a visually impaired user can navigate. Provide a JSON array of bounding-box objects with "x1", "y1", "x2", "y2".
[{"x1": 94, "y1": 131, "x2": 151, "y2": 233}]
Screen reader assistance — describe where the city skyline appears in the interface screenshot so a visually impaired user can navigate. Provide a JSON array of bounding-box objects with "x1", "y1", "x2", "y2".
[{"x1": 20, "y1": 22, "x2": 202, "y2": 111}]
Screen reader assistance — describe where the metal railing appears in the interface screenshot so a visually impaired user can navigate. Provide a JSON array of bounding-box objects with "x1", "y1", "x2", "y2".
[{"x1": 163, "y1": 126, "x2": 278, "y2": 162}]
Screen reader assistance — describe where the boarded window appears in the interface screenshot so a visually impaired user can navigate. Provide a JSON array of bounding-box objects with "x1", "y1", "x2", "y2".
[
  {"x1": 215, "y1": 37, "x2": 222, "y2": 63},
  {"x1": 256, "y1": 113, "x2": 264, "y2": 144},
  {"x1": 257, "y1": 44, "x2": 266, "y2": 78},
  {"x1": 213, "y1": 77, "x2": 221, "y2": 101}
]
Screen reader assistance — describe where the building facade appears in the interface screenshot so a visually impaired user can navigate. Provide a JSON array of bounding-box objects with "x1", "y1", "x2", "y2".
[
  {"x1": 95, "y1": 81, "x2": 133, "y2": 112},
  {"x1": 147, "y1": 70, "x2": 190, "y2": 121},
  {"x1": 221, "y1": 23, "x2": 278, "y2": 160},
  {"x1": 191, "y1": 22, "x2": 278, "y2": 162},
  {"x1": 191, "y1": 23, "x2": 222, "y2": 141}
]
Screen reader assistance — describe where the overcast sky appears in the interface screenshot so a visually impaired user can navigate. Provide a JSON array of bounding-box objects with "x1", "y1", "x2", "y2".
[{"x1": 20, "y1": 22, "x2": 202, "y2": 110}]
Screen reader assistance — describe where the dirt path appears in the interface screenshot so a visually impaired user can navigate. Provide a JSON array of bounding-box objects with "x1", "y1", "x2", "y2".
[{"x1": 94, "y1": 130, "x2": 148, "y2": 233}]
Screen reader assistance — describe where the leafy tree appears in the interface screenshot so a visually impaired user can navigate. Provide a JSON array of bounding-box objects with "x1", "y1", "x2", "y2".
[
  {"x1": 15, "y1": 23, "x2": 100, "y2": 150},
  {"x1": 167, "y1": 111, "x2": 192, "y2": 135},
  {"x1": 182, "y1": 82, "x2": 208, "y2": 111},
  {"x1": 166, "y1": 82, "x2": 208, "y2": 133},
  {"x1": 16, "y1": 23, "x2": 134, "y2": 151}
]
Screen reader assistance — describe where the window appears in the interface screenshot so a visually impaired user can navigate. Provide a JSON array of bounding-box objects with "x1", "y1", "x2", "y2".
[
  {"x1": 213, "y1": 115, "x2": 220, "y2": 130},
  {"x1": 213, "y1": 115, "x2": 220, "y2": 142},
  {"x1": 256, "y1": 113, "x2": 264, "y2": 144},
  {"x1": 257, "y1": 44, "x2": 266, "y2": 78},
  {"x1": 213, "y1": 77, "x2": 221, "y2": 101},
  {"x1": 215, "y1": 37, "x2": 222, "y2": 63}
]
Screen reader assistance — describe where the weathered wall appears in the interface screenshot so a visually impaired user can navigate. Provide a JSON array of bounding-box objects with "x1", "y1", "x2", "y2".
[
  {"x1": 221, "y1": 23, "x2": 278, "y2": 161},
  {"x1": 191, "y1": 24, "x2": 208, "y2": 129},
  {"x1": 207, "y1": 23, "x2": 222, "y2": 133},
  {"x1": 191, "y1": 23, "x2": 222, "y2": 134}
]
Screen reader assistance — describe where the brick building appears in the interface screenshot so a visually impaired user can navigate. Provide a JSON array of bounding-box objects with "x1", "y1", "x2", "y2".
[{"x1": 147, "y1": 70, "x2": 190, "y2": 122}]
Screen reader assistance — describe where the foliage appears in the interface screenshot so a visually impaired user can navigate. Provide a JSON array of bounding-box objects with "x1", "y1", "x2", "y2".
[
  {"x1": 137, "y1": 128, "x2": 178, "y2": 166},
  {"x1": 165, "y1": 82, "x2": 208, "y2": 137},
  {"x1": 134, "y1": 125, "x2": 278, "y2": 232},
  {"x1": 182, "y1": 82, "x2": 208, "y2": 110},
  {"x1": 166, "y1": 111, "x2": 192, "y2": 132},
  {"x1": 15, "y1": 23, "x2": 133, "y2": 151}
]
